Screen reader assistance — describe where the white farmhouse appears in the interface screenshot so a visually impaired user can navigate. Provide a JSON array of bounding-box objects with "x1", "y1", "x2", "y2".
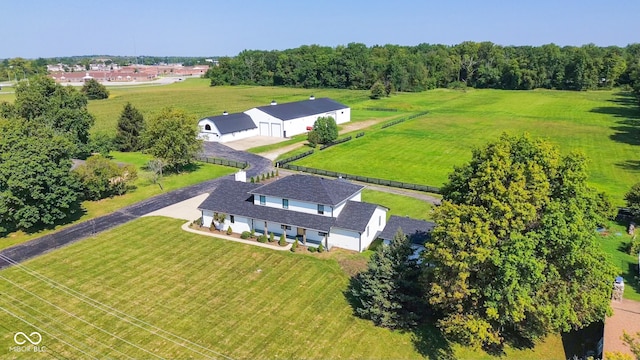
[
  {"x1": 198, "y1": 174, "x2": 387, "y2": 252},
  {"x1": 197, "y1": 97, "x2": 350, "y2": 142}
]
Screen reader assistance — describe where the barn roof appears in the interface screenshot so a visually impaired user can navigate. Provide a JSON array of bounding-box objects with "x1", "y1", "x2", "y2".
[
  {"x1": 255, "y1": 98, "x2": 348, "y2": 121},
  {"x1": 200, "y1": 113, "x2": 257, "y2": 134}
]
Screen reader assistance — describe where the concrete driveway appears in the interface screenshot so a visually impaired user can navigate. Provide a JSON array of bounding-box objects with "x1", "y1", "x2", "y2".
[
  {"x1": 224, "y1": 136, "x2": 289, "y2": 151},
  {"x1": 143, "y1": 193, "x2": 209, "y2": 221}
]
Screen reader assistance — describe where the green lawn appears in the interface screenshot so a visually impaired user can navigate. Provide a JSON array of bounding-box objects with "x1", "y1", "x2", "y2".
[
  {"x1": 0, "y1": 216, "x2": 564, "y2": 359},
  {"x1": 87, "y1": 79, "x2": 372, "y2": 135},
  {"x1": 293, "y1": 88, "x2": 640, "y2": 204},
  {"x1": 361, "y1": 189, "x2": 435, "y2": 220},
  {"x1": 0, "y1": 152, "x2": 235, "y2": 251}
]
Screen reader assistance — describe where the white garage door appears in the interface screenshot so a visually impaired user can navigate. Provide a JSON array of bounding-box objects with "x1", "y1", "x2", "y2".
[
  {"x1": 271, "y1": 123, "x2": 281, "y2": 137},
  {"x1": 259, "y1": 122, "x2": 269, "y2": 136}
]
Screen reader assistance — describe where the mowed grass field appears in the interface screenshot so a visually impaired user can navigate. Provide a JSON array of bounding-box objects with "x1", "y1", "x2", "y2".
[
  {"x1": 0, "y1": 216, "x2": 564, "y2": 359},
  {"x1": 293, "y1": 88, "x2": 640, "y2": 204}
]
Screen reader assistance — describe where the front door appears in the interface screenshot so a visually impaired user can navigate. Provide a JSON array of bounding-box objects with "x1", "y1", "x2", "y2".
[{"x1": 297, "y1": 228, "x2": 306, "y2": 244}]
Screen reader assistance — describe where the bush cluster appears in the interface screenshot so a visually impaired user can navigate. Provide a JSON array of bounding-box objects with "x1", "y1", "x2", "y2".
[
  {"x1": 257, "y1": 235, "x2": 268, "y2": 243},
  {"x1": 240, "y1": 231, "x2": 251, "y2": 239}
]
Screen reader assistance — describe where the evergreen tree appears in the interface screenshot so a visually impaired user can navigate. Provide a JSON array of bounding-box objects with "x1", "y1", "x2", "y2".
[
  {"x1": 115, "y1": 103, "x2": 145, "y2": 152},
  {"x1": 350, "y1": 229, "x2": 423, "y2": 329},
  {"x1": 81, "y1": 78, "x2": 109, "y2": 100}
]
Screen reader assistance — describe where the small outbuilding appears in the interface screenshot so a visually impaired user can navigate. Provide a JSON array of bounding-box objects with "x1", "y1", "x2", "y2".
[{"x1": 378, "y1": 216, "x2": 435, "y2": 260}]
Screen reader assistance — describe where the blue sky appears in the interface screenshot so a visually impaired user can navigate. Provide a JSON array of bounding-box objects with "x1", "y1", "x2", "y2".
[{"x1": 2, "y1": 0, "x2": 638, "y2": 58}]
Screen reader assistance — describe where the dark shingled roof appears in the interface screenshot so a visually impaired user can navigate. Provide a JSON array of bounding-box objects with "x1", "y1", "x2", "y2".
[
  {"x1": 255, "y1": 98, "x2": 348, "y2": 121},
  {"x1": 334, "y1": 201, "x2": 386, "y2": 232},
  {"x1": 250, "y1": 175, "x2": 364, "y2": 206},
  {"x1": 201, "y1": 113, "x2": 257, "y2": 135},
  {"x1": 379, "y1": 216, "x2": 435, "y2": 245},
  {"x1": 198, "y1": 180, "x2": 336, "y2": 231}
]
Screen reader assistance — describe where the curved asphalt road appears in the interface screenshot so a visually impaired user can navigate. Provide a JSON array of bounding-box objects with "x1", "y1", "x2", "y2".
[{"x1": 0, "y1": 144, "x2": 272, "y2": 270}]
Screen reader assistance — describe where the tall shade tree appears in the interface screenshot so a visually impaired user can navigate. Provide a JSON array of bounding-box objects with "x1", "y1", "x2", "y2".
[
  {"x1": 0, "y1": 119, "x2": 83, "y2": 235},
  {"x1": 7, "y1": 75, "x2": 94, "y2": 157},
  {"x1": 424, "y1": 133, "x2": 616, "y2": 349},
  {"x1": 142, "y1": 107, "x2": 202, "y2": 172},
  {"x1": 115, "y1": 102, "x2": 145, "y2": 152}
]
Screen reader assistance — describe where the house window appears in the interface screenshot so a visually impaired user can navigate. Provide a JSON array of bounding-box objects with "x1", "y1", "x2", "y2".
[
  {"x1": 318, "y1": 231, "x2": 327, "y2": 237},
  {"x1": 281, "y1": 225, "x2": 291, "y2": 230},
  {"x1": 259, "y1": 195, "x2": 266, "y2": 205},
  {"x1": 230, "y1": 215, "x2": 235, "y2": 223},
  {"x1": 317, "y1": 204, "x2": 324, "y2": 215},
  {"x1": 282, "y1": 199, "x2": 289, "y2": 209},
  {"x1": 205, "y1": 124, "x2": 211, "y2": 131}
]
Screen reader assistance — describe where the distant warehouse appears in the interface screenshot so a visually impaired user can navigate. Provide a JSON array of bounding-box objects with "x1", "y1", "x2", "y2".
[{"x1": 197, "y1": 96, "x2": 350, "y2": 143}]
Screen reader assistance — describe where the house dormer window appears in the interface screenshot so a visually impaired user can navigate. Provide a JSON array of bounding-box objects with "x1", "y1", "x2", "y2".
[
  {"x1": 282, "y1": 199, "x2": 289, "y2": 209},
  {"x1": 205, "y1": 124, "x2": 211, "y2": 131},
  {"x1": 259, "y1": 195, "x2": 266, "y2": 205},
  {"x1": 317, "y1": 204, "x2": 324, "y2": 215}
]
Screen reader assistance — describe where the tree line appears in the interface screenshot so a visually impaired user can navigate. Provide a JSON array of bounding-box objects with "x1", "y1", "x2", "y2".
[
  {"x1": 205, "y1": 42, "x2": 640, "y2": 93},
  {"x1": 0, "y1": 76, "x2": 201, "y2": 237}
]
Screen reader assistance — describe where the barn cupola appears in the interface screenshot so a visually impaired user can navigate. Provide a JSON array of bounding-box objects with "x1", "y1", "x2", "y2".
[
  {"x1": 270, "y1": 100, "x2": 277, "y2": 106},
  {"x1": 309, "y1": 95, "x2": 315, "y2": 100},
  {"x1": 222, "y1": 111, "x2": 228, "y2": 115}
]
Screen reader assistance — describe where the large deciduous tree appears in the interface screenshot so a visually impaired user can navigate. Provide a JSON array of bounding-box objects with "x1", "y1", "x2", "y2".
[
  {"x1": 350, "y1": 229, "x2": 424, "y2": 329},
  {"x1": 142, "y1": 107, "x2": 202, "y2": 172},
  {"x1": 424, "y1": 133, "x2": 616, "y2": 349},
  {"x1": 8, "y1": 75, "x2": 95, "y2": 157},
  {"x1": 0, "y1": 119, "x2": 83, "y2": 235},
  {"x1": 115, "y1": 102, "x2": 145, "y2": 152},
  {"x1": 308, "y1": 116, "x2": 338, "y2": 145}
]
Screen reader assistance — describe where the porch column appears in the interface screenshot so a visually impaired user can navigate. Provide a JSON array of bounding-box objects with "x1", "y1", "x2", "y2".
[
  {"x1": 303, "y1": 229, "x2": 307, "y2": 245},
  {"x1": 264, "y1": 221, "x2": 268, "y2": 236}
]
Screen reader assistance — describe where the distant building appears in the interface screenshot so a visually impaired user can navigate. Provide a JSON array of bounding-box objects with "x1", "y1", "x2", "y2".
[{"x1": 197, "y1": 97, "x2": 350, "y2": 142}]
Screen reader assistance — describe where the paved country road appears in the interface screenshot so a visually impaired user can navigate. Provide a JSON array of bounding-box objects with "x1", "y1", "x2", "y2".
[{"x1": 0, "y1": 144, "x2": 273, "y2": 270}]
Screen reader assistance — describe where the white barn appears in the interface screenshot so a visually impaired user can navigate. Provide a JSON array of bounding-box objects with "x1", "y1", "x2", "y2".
[
  {"x1": 197, "y1": 112, "x2": 258, "y2": 143},
  {"x1": 197, "y1": 97, "x2": 350, "y2": 143}
]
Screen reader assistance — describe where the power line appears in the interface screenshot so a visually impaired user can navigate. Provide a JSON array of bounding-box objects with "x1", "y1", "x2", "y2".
[
  {"x1": 0, "y1": 253, "x2": 233, "y2": 360},
  {"x1": 1, "y1": 292, "x2": 133, "y2": 359},
  {"x1": 0, "y1": 304, "x2": 99, "y2": 359},
  {"x1": 0, "y1": 275, "x2": 165, "y2": 359}
]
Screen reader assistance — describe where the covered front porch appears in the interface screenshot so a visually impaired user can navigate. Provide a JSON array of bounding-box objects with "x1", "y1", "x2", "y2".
[{"x1": 251, "y1": 219, "x2": 328, "y2": 248}]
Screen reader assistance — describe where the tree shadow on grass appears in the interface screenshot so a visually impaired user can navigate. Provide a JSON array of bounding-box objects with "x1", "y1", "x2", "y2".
[
  {"x1": 615, "y1": 159, "x2": 640, "y2": 173},
  {"x1": 344, "y1": 276, "x2": 456, "y2": 359},
  {"x1": 591, "y1": 92, "x2": 640, "y2": 147},
  {"x1": 410, "y1": 323, "x2": 456, "y2": 360}
]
